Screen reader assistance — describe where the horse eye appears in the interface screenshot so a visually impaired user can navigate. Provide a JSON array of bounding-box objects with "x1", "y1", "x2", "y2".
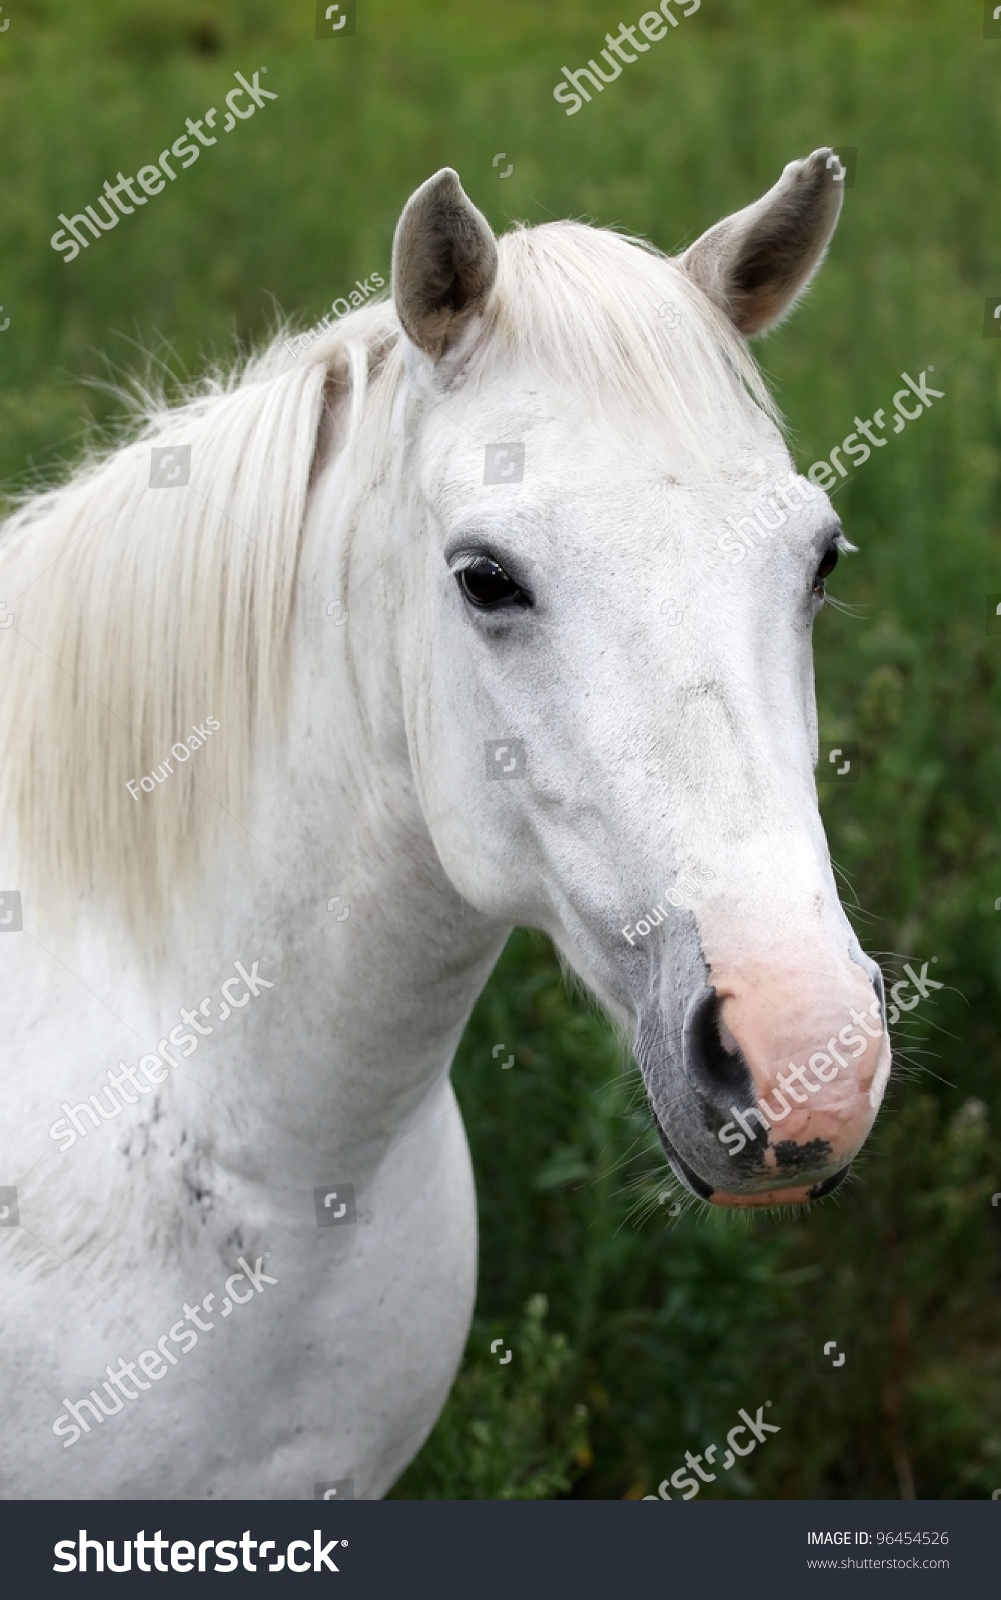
[
  {"x1": 457, "y1": 557, "x2": 526, "y2": 610},
  {"x1": 813, "y1": 545, "x2": 839, "y2": 594}
]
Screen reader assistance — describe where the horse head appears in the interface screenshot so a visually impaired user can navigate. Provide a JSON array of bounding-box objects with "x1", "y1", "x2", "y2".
[{"x1": 366, "y1": 155, "x2": 890, "y2": 1209}]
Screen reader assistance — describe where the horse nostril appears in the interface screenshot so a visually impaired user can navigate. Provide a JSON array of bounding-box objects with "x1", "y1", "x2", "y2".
[{"x1": 686, "y1": 986, "x2": 754, "y2": 1108}]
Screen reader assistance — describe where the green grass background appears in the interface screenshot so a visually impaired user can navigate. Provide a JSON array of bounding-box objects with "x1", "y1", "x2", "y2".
[{"x1": 1, "y1": 0, "x2": 999, "y2": 1498}]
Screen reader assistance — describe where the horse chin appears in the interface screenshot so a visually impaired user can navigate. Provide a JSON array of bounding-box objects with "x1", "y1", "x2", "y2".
[
  {"x1": 707, "y1": 1167, "x2": 852, "y2": 1209},
  {"x1": 655, "y1": 1121, "x2": 852, "y2": 1209}
]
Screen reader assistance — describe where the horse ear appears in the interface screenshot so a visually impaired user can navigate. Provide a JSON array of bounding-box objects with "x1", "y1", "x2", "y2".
[
  {"x1": 392, "y1": 168, "x2": 499, "y2": 360},
  {"x1": 679, "y1": 148, "x2": 845, "y2": 337}
]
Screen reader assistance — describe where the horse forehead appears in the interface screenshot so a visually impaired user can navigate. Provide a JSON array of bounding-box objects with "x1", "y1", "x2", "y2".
[
  {"x1": 425, "y1": 391, "x2": 792, "y2": 505},
  {"x1": 422, "y1": 453, "x2": 803, "y2": 560}
]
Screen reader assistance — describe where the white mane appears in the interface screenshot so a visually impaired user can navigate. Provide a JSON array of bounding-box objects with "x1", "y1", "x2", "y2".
[{"x1": 0, "y1": 220, "x2": 778, "y2": 949}]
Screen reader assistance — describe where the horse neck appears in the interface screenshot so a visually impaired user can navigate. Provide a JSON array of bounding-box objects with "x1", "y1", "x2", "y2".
[{"x1": 169, "y1": 421, "x2": 507, "y2": 1177}]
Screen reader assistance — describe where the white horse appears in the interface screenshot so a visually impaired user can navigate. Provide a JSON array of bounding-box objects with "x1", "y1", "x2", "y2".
[{"x1": 0, "y1": 150, "x2": 890, "y2": 1500}]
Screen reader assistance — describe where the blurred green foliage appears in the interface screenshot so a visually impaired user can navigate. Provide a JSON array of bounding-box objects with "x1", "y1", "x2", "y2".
[
  {"x1": 1, "y1": 0, "x2": 999, "y2": 1498},
  {"x1": 393, "y1": 1293, "x2": 590, "y2": 1500}
]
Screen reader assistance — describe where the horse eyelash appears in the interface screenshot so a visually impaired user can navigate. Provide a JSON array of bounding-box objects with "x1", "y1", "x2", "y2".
[{"x1": 449, "y1": 550, "x2": 512, "y2": 578}]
